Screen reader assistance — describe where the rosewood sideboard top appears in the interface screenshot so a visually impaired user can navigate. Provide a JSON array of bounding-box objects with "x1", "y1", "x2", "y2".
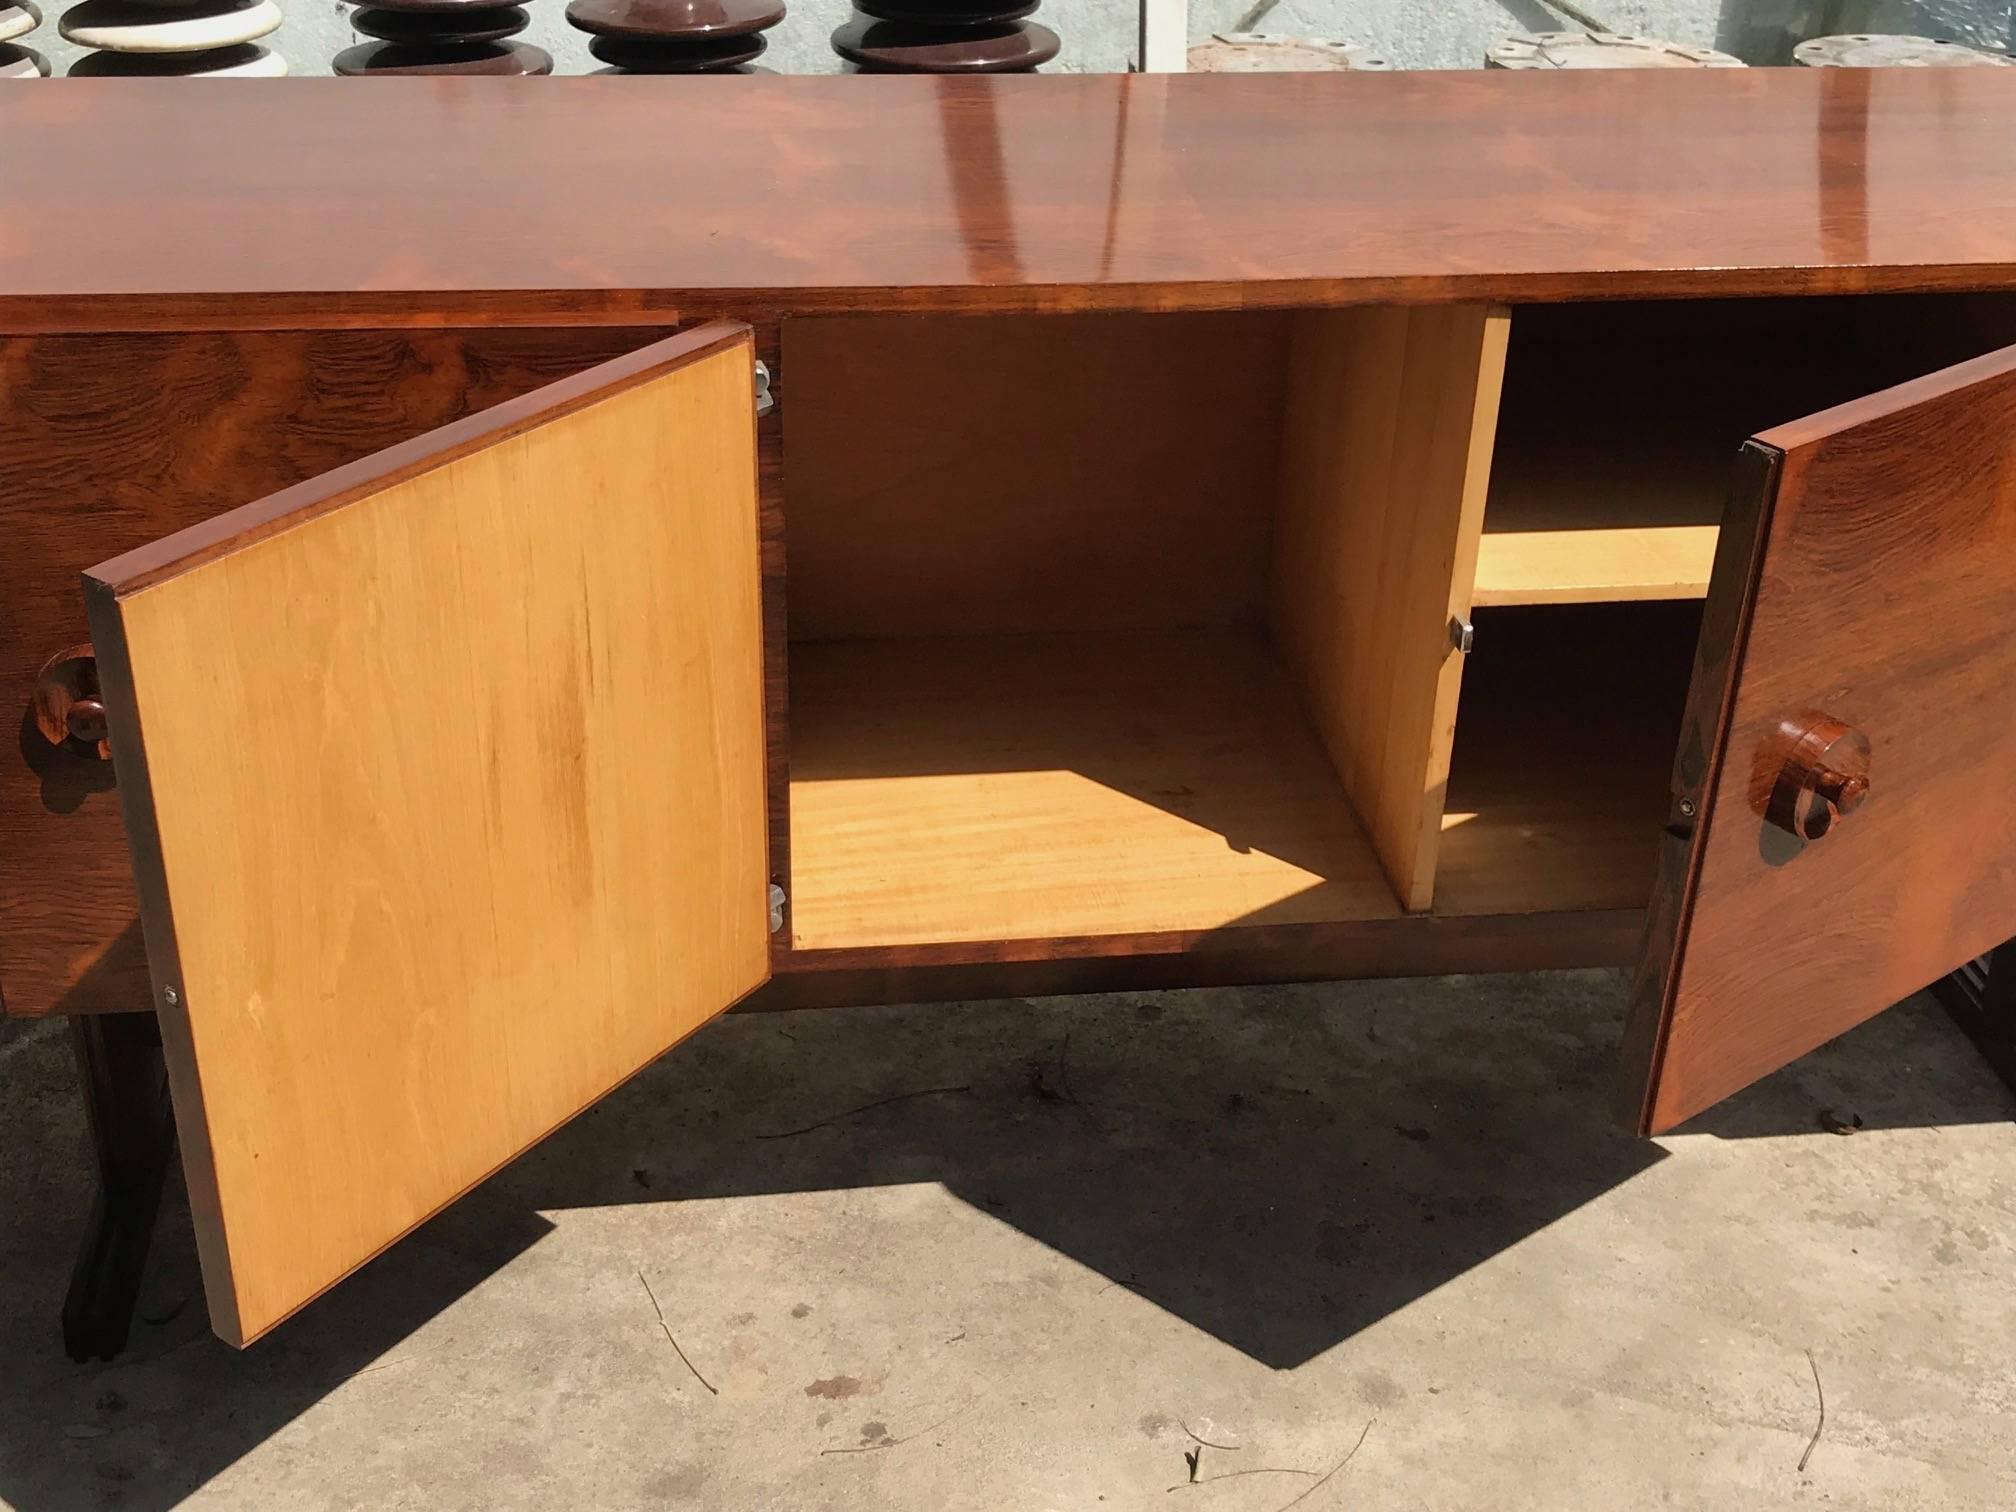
[{"x1": 6, "y1": 69, "x2": 2016, "y2": 330}]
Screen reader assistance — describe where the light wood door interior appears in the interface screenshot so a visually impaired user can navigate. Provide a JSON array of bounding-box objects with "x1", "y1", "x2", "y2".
[
  {"x1": 87, "y1": 325, "x2": 770, "y2": 1347},
  {"x1": 781, "y1": 309, "x2": 1511, "y2": 953}
]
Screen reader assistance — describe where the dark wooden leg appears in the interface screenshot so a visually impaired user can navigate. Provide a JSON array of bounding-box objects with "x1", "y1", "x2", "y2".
[
  {"x1": 62, "y1": 1011, "x2": 176, "y2": 1363},
  {"x1": 1931, "y1": 945, "x2": 2016, "y2": 1097}
]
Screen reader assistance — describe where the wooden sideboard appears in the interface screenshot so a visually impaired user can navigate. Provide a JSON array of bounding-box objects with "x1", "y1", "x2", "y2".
[{"x1": 7, "y1": 70, "x2": 2016, "y2": 1355}]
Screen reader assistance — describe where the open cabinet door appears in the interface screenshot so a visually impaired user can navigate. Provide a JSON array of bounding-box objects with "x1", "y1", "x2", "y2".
[
  {"x1": 84, "y1": 323, "x2": 770, "y2": 1345},
  {"x1": 1624, "y1": 343, "x2": 2016, "y2": 1134}
]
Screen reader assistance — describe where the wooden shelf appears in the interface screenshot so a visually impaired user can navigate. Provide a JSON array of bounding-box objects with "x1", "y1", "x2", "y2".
[
  {"x1": 1475, "y1": 404, "x2": 1727, "y2": 607},
  {"x1": 787, "y1": 630, "x2": 1405, "y2": 951},
  {"x1": 1473, "y1": 303, "x2": 1741, "y2": 607},
  {"x1": 1473, "y1": 523, "x2": 1719, "y2": 607}
]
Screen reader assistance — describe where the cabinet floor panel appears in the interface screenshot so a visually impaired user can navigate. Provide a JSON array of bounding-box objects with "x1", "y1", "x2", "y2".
[
  {"x1": 1435, "y1": 602, "x2": 1698, "y2": 916},
  {"x1": 786, "y1": 630, "x2": 1403, "y2": 951}
]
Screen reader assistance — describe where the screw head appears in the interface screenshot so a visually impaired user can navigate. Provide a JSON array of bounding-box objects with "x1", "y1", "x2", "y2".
[
  {"x1": 163, "y1": 986, "x2": 179, "y2": 1006},
  {"x1": 1678, "y1": 798, "x2": 1697, "y2": 818}
]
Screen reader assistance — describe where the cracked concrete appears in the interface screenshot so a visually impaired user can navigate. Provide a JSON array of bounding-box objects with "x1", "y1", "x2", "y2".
[{"x1": 2, "y1": 969, "x2": 2013, "y2": 1509}]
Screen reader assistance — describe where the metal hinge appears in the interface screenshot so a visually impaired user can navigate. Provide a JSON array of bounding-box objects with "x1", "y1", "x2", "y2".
[
  {"x1": 768, "y1": 883, "x2": 786, "y2": 934},
  {"x1": 754, "y1": 360, "x2": 774, "y2": 417},
  {"x1": 1448, "y1": 616, "x2": 1475, "y2": 655}
]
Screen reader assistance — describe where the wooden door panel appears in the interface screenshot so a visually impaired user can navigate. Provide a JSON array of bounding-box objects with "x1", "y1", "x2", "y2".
[
  {"x1": 1625, "y1": 344, "x2": 2016, "y2": 1133},
  {"x1": 1, "y1": 324, "x2": 677, "y2": 1021},
  {"x1": 86, "y1": 323, "x2": 769, "y2": 1345}
]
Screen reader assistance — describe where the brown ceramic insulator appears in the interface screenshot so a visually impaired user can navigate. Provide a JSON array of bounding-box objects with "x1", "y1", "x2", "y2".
[
  {"x1": 832, "y1": 15, "x2": 1057, "y2": 72},
  {"x1": 566, "y1": 0, "x2": 783, "y2": 72},
  {"x1": 566, "y1": 0, "x2": 780, "y2": 37},
  {"x1": 587, "y1": 30, "x2": 763, "y2": 68},
  {"x1": 342, "y1": 0, "x2": 514, "y2": 12},
  {"x1": 68, "y1": 41, "x2": 282, "y2": 72},
  {"x1": 338, "y1": 0, "x2": 547, "y2": 74},
  {"x1": 352, "y1": 4, "x2": 526, "y2": 41},
  {"x1": 854, "y1": 0, "x2": 1035, "y2": 21},
  {"x1": 333, "y1": 36, "x2": 552, "y2": 72}
]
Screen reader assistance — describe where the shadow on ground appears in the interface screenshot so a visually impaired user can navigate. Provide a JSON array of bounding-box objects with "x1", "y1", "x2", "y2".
[{"x1": 0, "y1": 969, "x2": 2007, "y2": 1508}]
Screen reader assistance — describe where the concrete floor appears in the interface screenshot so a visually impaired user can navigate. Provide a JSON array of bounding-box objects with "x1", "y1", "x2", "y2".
[{"x1": 1, "y1": 969, "x2": 2012, "y2": 1510}]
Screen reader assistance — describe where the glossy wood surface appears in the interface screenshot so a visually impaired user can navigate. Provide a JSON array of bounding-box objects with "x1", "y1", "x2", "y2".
[
  {"x1": 88, "y1": 325, "x2": 770, "y2": 1345},
  {"x1": 0, "y1": 325, "x2": 677, "y2": 1021},
  {"x1": 9, "y1": 69, "x2": 2016, "y2": 330},
  {"x1": 1625, "y1": 343, "x2": 2016, "y2": 1134}
]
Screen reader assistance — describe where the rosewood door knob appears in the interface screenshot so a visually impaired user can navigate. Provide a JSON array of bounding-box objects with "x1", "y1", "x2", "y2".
[
  {"x1": 1761, "y1": 713, "x2": 1871, "y2": 841},
  {"x1": 62, "y1": 696, "x2": 109, "y2": 746},
  {"x1": 33, "y1": 643, "x2": 112, "y2": 760},
  {"x1": 1810, "y1": 765, "x2": 1869, "y2": 817}
]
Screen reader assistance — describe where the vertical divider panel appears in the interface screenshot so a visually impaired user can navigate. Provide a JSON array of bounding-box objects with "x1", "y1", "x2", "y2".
[{"x1": 1269, "y1": 304, "x2": 1510, "y2": 911}]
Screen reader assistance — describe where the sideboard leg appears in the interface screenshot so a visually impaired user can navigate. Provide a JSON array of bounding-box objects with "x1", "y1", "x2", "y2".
[
  {"x1": 61, "y1": 1012, "x2": 176, "y2": 1364},
  {"x1": 1931, "y1": 944, "x2": 2016, "y2": 1099}
]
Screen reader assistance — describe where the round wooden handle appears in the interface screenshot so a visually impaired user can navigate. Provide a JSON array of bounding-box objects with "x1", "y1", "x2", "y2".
[
  {"x1": 64, "y1": 697, "x2": 110, "y2": 747},
  {"x1": 1765, "y1": 714, "x2": 1871, "y2": 841},
  {"x1": 33, "y1": 644, "x2": 112, "y2": 760}
]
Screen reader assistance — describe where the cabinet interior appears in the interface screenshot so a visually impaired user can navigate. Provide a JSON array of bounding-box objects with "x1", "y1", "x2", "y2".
[
  {"x1": 1480, "y1": 294, "x2": 2016, "y2": 608},
  {"x1": 777, "y1": 297, "x2": 2016, "y2": 956}
]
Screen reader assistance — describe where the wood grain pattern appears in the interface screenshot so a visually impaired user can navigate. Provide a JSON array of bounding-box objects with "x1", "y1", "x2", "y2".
[
  {"x1": 87, "y1": 325, "x2": 769, "y2": 1345},
  {"x1": 780, "y1": 311, "x2": 1289, "y2": 640},
  {"x1": 0, "y1": 325, "x2": 675, "y2": 1020},
  {"x1": 9, "y1": 71, "x2": 2016, "y2": 331},
  {"x1": 786, "y1": 630, "x2": 1401, "y2": 950},
  {"x1": 1627, "y1": 343, "x2": 2016, "y2": 1133},
  {"x1": 1271, "y1": 305, "x2": 1508, "y2": 910},
  {"x1": 1615, "y1": 445, "x2": 1779, "y2": 1132}
]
